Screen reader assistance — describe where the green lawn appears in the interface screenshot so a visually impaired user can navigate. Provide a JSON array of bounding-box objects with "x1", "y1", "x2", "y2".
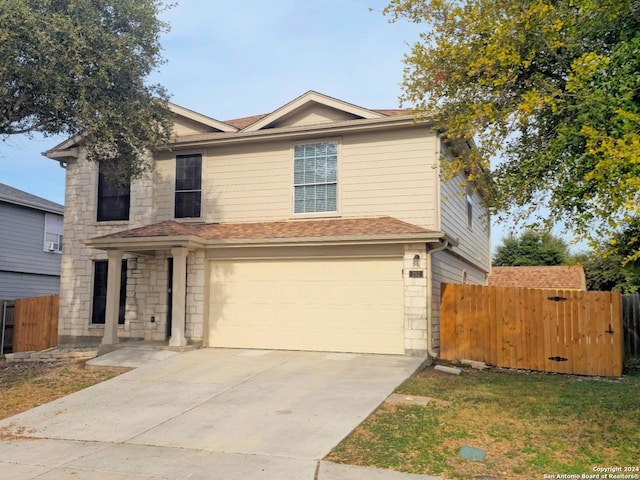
[{"x1": 327, "y1": 365, "x2": 640, "y2": 480}]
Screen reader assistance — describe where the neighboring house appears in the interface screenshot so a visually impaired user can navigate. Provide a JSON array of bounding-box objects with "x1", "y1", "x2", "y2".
[
  {"x1": 488, "y1": 266, "x2": 587, "y2": 290},
  {"x1": 45, "y1": 91, "x2": 490, "y2": 356},
  {"x1": 0, "y1": 183, "x2": 64, "y2": 299}
]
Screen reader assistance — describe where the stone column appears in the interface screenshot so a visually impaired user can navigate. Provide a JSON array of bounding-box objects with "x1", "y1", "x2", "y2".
[
  {"x1": 169, "y1": 246, "x2": 188, "y2": 347},
  {"x1": 102, "y1": 250, "x2": 124, "y2": 347}
]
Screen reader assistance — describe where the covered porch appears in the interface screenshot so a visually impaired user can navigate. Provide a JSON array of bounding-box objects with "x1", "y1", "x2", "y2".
[{"x1": 86, "y1": 222, "x2": 207, "y2": 353}]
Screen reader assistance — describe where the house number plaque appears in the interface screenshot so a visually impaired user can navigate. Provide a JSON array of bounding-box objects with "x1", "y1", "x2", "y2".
[{"x1": 409, "y1": 270, "x2": 424, "y2": 278}]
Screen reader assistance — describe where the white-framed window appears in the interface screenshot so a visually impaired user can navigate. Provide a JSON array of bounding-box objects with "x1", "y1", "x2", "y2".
[
  {"x1": 44, "y1": 213, "x2": 63, "y2": 253},
  {"x1": 293, "y1": 142, "x2": 337, "y2": 214}
]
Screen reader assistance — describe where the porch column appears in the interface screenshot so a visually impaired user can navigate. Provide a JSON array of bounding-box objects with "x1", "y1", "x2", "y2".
[
  {"x1": 102, "y1": 250, "x2": 123, "y2": 346},
  {"x1": 169, "y1": 246, "x2": 188, "y2": 347}
]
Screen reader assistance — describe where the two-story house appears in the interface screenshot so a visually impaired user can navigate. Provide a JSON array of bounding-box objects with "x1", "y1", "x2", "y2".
[
  {"x1": 45, "y1": 91, "x2": 490, "y2": 356},
  {"x1": 0, "y1": 182, "x2": 64, "y2": 300}
]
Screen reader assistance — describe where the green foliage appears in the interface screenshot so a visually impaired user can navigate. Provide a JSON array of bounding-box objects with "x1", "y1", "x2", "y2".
[
  {"x1": 571, "y1": 218, "x2": 640, "y2": 292},
  {"x1": 384, "y1": 0, "x2": 640, "y2": 242},
  {"x1": 493, "y1": 229, "x2": 569, "y2": 266},
  {"x1": 0, "y1": 0, "x2": 174, "y2": 180}
]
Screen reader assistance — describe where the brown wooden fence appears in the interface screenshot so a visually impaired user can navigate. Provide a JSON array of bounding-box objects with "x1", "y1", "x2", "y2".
[
  {"x1": 12, "y1": 295, "x2": 59, "y2": 352},
  {"x1": 440, "y1": 284, "x2": 624, "y2": 377}
]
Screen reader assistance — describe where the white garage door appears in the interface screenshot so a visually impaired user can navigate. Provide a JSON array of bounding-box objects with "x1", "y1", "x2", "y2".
[{"x1": 208, "y1": 257, "x2": 404, "y2": 354}]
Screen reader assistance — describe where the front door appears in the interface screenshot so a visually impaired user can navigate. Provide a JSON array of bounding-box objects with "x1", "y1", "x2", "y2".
[{"x1": 166, "y1": 258, "x2": 173, "y2": 340}]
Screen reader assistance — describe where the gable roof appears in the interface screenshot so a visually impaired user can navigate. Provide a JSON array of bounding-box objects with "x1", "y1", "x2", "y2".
[
  {"x1": 168, "y1": 103, "x2": 238, "y2": 133},
  {"x1": 224, "y1": 108, "x2": 411, "y2": 131},
  {"x1": 240, "y1": 91, "x2": 385, "y2": 132},
  {"x1": 43, "y1": 91, "x2": 420, "y2": 158},
  {"x1": 488, "y1": 266, "x2": 586, "y2": 290},
  {"x1": 0, "y1": 182, "x2": 64, "y2": 215}
]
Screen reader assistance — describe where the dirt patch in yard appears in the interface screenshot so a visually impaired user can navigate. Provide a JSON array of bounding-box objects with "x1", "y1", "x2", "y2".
[{"x1": 0, "y1": 359, "x2": 130, "y2": 421}]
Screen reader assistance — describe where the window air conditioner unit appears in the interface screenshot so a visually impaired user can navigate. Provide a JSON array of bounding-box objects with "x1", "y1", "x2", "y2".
[{"x1": 48, "y1": 242, "x2": 57, "y2": 251}]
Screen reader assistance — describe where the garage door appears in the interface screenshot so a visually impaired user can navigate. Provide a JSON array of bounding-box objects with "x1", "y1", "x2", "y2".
[{"x1": 208, "y1": 257, "x2": 404, "y2": 354}]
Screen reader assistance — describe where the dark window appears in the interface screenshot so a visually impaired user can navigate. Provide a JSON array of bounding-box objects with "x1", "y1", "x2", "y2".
[
  {"x1": 91, "y1": 260, "x2": 127, "y2": 325},
  {"x1": 175, "y1": 154, "x2": 202, "y2": 218},
  {"x1": 97, "y1": 164, "x2": 130, "y2": 221}
]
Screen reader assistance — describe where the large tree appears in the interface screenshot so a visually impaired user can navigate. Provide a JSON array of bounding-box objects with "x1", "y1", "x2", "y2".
[
  {"x1": 0, "y1": 0, "x2": 173, "y2": 179},
  {"x1": 384, "y1": 0, "x2": 640, "y2": 241},
  {"x1": 576, "y1": 217, "x2": 640, "y2": 292},
  {"x1": 493, "y1": 230, "x2": 569, "y2": 266}
]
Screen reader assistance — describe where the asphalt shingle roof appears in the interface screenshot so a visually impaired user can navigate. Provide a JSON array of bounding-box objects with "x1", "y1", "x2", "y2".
[
  {"x1": 488, "y1": 266, "x2": 586, "y2": 290},
  {"x1": 94, "y1": 216, "x2": 435, "y2": 242},
  {"x1": 0, "y1": 182, "x2": 64, "y2": 214}
]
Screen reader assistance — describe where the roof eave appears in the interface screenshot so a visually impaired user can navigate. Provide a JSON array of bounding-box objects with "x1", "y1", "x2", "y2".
[
  {"x1": 172, "y1": 115, "x2": 431, "y2": 149},
  {"x1": 85, "y1": 235, "x2": 206, "y2": 252},
  {"x1": 0, "y1": 198, "x2": 64, "y2": 215},
  {"x1": 203, "y1": 232, "x2": 447, "y2": 248},
  {"x1": 84, "y1": 232, "x2": 449, "y2": 251},
  {"x1": 44, "y1": 147, "x2": 80, "y2": 161}
]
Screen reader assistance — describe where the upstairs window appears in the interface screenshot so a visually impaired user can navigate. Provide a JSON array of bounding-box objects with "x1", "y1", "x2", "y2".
[
  {"x1": 175, "y1": 154, "x2": 202, "y2": 218},
  {"x1": 44, "y1": 213, "x2": 63, "y2": 253},
  {"x1": 294, "y1": 142, "x2": 337, "y2": 214},
  {"x1": 97, "y1": 163, "x2": 130, "y2": 222}
]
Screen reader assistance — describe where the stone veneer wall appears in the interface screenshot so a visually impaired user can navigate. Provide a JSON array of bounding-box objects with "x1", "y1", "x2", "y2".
[
  {"x1": 58, "y1": 157, "x2": 204, "y2": 346},
  {"x1": 403, "y1": 243, "x2": 429, "y2": 354}
]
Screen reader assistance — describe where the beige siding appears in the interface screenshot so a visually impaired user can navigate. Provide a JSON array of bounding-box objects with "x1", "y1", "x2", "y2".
[
  {"x1": 270, "y1": 104, "x2": 360, "y2": 128},
  {"x1": 154, "y1": 125, "x2": 440, "y2": 228},
  {"x1": 172, "y1": 116, "x2": 219, "y2": 136},
  {"x1": 439, "y1": 170, "x2": 491, "y2": 272},
  {"x1": 341, "y1": 129, "x2": 439, "y2": 228}
]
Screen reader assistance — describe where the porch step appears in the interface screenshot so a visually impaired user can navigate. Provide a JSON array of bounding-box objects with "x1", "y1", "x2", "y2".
[{"x1": 97, "y1": 341, "x2": 202, "y2": 357}]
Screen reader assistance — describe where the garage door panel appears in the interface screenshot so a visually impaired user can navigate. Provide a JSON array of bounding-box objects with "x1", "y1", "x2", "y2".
[{"x1": 208, "y1": 257, "x2": 404, "y2": 354}]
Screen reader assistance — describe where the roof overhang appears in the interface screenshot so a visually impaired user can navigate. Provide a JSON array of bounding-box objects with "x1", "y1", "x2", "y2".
[
  {"x1": 171, "y1": 114, "x2": 425, "y2": 150},
  {"x1": 85, "y1": 232, "x2": 456, "y2": 253},
  {"x1": 85, "y1": 235, "x2": 206, "y2": 254}
]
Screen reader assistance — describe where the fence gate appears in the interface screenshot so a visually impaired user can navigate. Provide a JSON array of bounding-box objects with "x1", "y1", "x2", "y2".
[
  {"x1": 440, "y1": 284, "x2": 624, "y2": 377},
  {"x1": 12, "y1": 295, "x2": 59, "y2": 353}
]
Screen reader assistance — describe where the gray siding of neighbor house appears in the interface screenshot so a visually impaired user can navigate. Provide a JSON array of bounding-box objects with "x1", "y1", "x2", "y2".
[
  {"x1": 0, "y1": 202, "x2": 62, "y2": 299},
  {"x1": 0, "y1": 271, "x2": 60, "y2": 299}
]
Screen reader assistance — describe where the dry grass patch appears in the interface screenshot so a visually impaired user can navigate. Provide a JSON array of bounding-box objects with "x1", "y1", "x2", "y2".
[
  {"x1": 327, "y1": 365, "x2": 640, "y2": 479},
  {"x1": 0, "y1": 359, "x2": 129, "y2": 420}
]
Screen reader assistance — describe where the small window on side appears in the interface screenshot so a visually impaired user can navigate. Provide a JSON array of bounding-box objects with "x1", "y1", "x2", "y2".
[{"x1": 44, "y1": 213, "x2": 63, "y2": 253}]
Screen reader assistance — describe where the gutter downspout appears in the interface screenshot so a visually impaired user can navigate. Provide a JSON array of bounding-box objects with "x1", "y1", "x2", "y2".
[{"x1": 426, "y1": 239, "x2": 450, "y2": 359}]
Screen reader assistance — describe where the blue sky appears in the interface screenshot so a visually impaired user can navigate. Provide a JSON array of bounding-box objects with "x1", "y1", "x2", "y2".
[{"x1": 0, "y1": 0, "x2": 573, "y2": 252}]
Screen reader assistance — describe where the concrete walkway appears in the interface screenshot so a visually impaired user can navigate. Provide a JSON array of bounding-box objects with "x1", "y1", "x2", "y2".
[{"x1": 0, "y1": 348, "x2": 441, "y2": 479}]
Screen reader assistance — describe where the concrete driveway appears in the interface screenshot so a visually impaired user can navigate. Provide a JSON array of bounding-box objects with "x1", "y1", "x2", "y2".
[{"x1": 0, "y1": 348, "x2": 438, "y2": 479}]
